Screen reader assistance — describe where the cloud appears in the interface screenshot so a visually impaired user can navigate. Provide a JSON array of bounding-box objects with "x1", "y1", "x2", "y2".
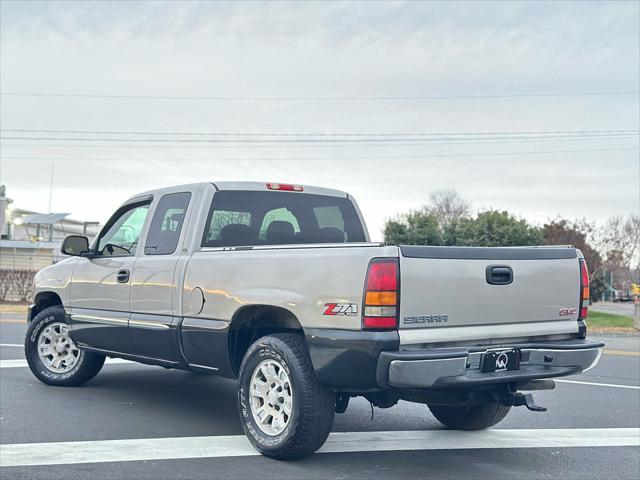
[{"x1": 1, "y1": 1, "x2": 638, "y2": 239}]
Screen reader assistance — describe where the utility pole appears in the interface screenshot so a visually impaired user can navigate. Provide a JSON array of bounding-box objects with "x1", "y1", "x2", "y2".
[{"x1": 48, "y1": 163, "x2": 55, "y2": 213}]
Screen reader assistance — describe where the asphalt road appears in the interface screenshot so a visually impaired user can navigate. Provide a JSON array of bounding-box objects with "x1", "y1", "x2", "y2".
[
  {"x1": 1, "y1": 313, "x2": 639, "y2": 479},
  {"x1": 590, "y1": 301, "x2": 635, "y2": 318}
]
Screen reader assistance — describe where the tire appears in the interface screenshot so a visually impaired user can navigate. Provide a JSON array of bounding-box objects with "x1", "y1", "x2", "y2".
[
  {"x1": 25, "y1": 306, "x2": 105, "y2": 386},
  {"x1": 237, "y1": 333, "x2": 335, "y2": 460},
  {"x1": 428, "y1": 402, "x2": 511, "y2": 430}
]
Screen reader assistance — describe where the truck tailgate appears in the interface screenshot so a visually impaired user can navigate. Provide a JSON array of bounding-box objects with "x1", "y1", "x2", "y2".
[{"x1": 398, "y1": 246, "x2": 581, "y2": 344}]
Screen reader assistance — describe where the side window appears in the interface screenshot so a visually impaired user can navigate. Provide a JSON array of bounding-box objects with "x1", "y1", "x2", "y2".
[
  {"x1": 144, "y1": 192, "x2": 191, "y2": 255},
  {"x1": 258, "y1": 208, "x2": 300, "y2": 240},
  {"x1": 97, "y1": 202, "x2": 150, "y2": 256},
  {"x1": 203, "y1": 210, "x2": 251, "y2": 246}
]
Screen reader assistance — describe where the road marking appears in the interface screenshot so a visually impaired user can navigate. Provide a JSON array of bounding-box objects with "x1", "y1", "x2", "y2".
[
  {"x1": 605, "y1": 349, "x2": 640, "y2": 357},
  {"x1": 0, "y1": 428, "x2": 638, "y2": 467},
  {"x1": 0, "y1": 319, "x2": 26, "y2": 324},
  {"x1": 0, "y1": 343, "x2": 22, "y2": 347},
  {"x1": 0, "y1": 358, "x2": 132, "y2": 369},
  {"x1": 556, "y1": 379, "x2": 640, "y2": 390}
]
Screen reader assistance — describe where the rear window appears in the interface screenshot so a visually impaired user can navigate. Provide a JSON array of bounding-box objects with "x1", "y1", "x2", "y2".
[{"x1": 201, "y1": 191, "x2": 366, "y2": 247}]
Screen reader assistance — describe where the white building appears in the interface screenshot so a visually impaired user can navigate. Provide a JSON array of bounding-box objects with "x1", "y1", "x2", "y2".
[{"x1": 0, "y1": 185, "x2": 101, "y2": 269}]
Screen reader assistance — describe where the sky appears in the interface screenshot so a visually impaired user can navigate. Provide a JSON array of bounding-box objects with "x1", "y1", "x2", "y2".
[{"x1": 1, "y1": 0, "x2": 639, "y2": 241}]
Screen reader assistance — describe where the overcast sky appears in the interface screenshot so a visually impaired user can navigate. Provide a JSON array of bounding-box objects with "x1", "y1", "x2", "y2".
[{"x1": 1, "y1": 0, "x2": 638, "y2": 240}]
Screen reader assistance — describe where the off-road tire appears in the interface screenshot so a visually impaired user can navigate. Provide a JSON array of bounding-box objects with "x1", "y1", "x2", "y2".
[
  {"x1": 25, "y1": 306, "x2": 105, "y2": 386},
  {"x1": 237, "y1": 333, "x2": 335, "y2": 459},
  {"x1": 428, "y1": 402, "x2": 511, "y2": 430}
]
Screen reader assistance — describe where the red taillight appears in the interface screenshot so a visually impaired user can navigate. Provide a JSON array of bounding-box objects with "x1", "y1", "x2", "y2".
[
  {"x1": 266, "y1": 183, "x2": 303, "y2": 192},
  {"x1": 366, "y1": 262, "x2": 398, "y2": 291},
  {"x1": 363, "y1": 258, "x2": 399, "y2": 330},
  {"x1": 579, "y1": 259, "x2": 589, "y2": 320}
]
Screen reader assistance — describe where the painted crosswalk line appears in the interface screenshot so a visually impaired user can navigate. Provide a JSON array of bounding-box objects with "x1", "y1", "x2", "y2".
[{"x1": 1, "y1": 428, "x2": 639, "y2": 467}]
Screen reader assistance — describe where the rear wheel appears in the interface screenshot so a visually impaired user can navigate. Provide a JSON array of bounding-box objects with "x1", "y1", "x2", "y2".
[
  {"x1": 428, "y1": 402, "x2": 511, "y2": 430},
  {"x1": 237, "y1": 333, "x2": 335, "y2": 459},
  {"x1": 25, "y1": 306, "x2": 105, "y2": 386}
]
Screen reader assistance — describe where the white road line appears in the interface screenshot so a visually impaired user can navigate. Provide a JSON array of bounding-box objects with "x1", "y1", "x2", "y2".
[
  {"x1": 0, "y1": 358, "x2": 132, "y2": 369},
  {"x1": 1, "y1": 428, "x2": 638, "y2": 467},
  {"x1": 0, "y1": 343, "x2": 22, "y2": 347},
  {"x1": 556, "y1": 379, "x2": 640, "y2": 390}
]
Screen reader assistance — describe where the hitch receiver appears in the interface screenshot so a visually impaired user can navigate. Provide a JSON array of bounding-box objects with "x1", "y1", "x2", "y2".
[
  {"x1": 492, "y1": 385, "x2": 547, "y2": 412},
  {"x1": 508, "y1": 392, "x2": 547, "y2": 412}
]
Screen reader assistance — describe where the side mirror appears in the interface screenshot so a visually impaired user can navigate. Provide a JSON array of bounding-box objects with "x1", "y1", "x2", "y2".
[{"x1": 61, "y1": 235, "x2": 90, "y2": 256}]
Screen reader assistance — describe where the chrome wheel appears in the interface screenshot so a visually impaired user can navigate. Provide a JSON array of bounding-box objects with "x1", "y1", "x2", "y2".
[
  {"x1": 249, "y1": 359, "x2": 293, "y2": 436},
  {"x1": 37, "y1": 322, "x2": 81, "y2": 373}
]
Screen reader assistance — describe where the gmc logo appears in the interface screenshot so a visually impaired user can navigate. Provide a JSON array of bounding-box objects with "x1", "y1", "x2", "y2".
[{"x1": 559, "y1": 308, "x2": 578, "y2": 317}]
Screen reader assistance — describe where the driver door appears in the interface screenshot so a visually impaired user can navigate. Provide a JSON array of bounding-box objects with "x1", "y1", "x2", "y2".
[{"x1": 68, "y1": 199, "x2": 151, "y2": 354}]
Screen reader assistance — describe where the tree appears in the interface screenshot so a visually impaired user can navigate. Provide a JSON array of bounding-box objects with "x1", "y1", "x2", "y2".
[
  {"x1": 13, "y1": 270, "x2": 36, "y2": 302},
  {"x1": 0, "y1": 270, "x2": 14, "y2": 302},
  {"x1": 385, "y1": 208, "x2": 543, "y2": 248},
  {"x1": 384, "y1": 210, "x2": 443, "y2": 246},
  {"x1": 542, "y1": 219, "x2": 603, "y2": 301},
  {"x1": 595, "y1": 215, "x2": 640, "y2": 295},
  {"x1": 427, "y1": 190, "x2": 471, "y2": 231},
  {"x1": 449, "y1": 210, "x2": 543, "y2": 247}
]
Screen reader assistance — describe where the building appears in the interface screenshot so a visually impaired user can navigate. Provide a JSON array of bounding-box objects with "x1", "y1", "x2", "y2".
[{"x1": 0, "y1": 185, "x2": 101, "y2": 270}]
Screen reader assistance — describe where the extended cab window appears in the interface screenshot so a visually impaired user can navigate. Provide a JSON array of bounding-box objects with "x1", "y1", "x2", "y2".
[
  {"x1": 97, "y1": 201, "x2": 150, "y2": 256},
  {"x1": 202, "y1": 191, "x2": 366, "y2": 247},
  {"x1": 144, "y1": 192, "x2": 191, "y2": 255}
]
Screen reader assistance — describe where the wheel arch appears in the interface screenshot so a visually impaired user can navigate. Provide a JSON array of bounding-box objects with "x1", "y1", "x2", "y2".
[
  {"x1": 29, "y1": 291, "x2": 63, "y2": 322},
  {"x1": 227, "y1": 304, "x2": 304, "y2": 377}
]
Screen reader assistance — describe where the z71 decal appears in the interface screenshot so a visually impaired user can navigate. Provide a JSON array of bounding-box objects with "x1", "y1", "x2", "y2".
[{"x1": 323, "y1": 303, "x2": 358, "y2": 316}]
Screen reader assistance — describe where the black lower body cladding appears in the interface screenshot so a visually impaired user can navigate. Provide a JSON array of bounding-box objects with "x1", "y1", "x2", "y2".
[{"x1": 305, "y1": 328, "x2": 399, "y2": 391}]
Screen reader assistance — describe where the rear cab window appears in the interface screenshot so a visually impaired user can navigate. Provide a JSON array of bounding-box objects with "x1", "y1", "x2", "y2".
[
  {"x1": 201, "y1": 191, "x2": 366, "y2": 247},
  {"x1": 144, "y1": 192, "x2": 192, "y2": 255}
]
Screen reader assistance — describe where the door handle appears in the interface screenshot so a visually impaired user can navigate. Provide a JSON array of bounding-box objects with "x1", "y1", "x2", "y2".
[
  {"x1": 117, "y1": 269, "x2": 130, "y2": 283},
  {"x1": 486, "y1": 265, "x2": 513, "y2": 285}
]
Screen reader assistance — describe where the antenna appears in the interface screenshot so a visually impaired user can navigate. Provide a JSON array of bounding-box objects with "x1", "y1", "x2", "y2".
[{"x1": 48, "y1": 163, "x2": 55, "y2": 213}]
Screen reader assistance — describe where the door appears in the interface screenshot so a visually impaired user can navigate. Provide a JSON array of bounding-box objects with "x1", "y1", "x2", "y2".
[
  {"x1": 68, "y1": 199, "x2": 151, "y2": 353},
  {"x1": 129, "y1": 191, "x2": 192, "y2": 363}
]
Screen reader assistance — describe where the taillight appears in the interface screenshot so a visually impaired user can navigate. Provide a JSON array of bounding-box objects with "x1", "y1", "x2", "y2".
[
  {"x1": 363, "y1": 258, "x2": 399, "y2": 330},
  {"x1": 579, "y1": 259, "x2": 589, "y2": 320},
  {"x1": 266, "y1": 183, "x2": 303, "y2": 191}
]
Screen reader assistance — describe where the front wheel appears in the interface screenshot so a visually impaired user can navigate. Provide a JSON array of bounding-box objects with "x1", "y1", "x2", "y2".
[
  {"x1": 428, "y1": 402, "x2": 511, "y2": 430},
  {"x1": 25, "y1": 306, "x2": 105, "y2": 386},
  {"x1": 237, "y1": 333, "x2": 335, "y2": 460}
]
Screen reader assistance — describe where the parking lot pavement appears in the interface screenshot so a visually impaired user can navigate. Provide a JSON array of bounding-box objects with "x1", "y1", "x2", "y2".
[
  {"x1": 1, "y1": 321, "x2": 639, "y2": 479},
  {"x1": 590, "y1": 301, "x2": 635, "y2": 317}
]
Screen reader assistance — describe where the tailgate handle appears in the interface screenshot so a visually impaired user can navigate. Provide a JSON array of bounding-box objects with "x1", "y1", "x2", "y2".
[{"x1": 486, "y1": 265, "x2": 513, "y2": 285}]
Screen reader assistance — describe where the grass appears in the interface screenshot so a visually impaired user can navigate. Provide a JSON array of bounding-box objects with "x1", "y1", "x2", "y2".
[
  {"x1": 587, "y1": 310, "x2": 635, "y2": 329},
  {"x1": 0, "y1": 303, "x2": 29, "y2": 314}
]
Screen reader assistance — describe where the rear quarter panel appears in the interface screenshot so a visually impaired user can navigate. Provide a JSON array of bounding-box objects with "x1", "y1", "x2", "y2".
[{"x1": 182, "y1": 245, "x2": 398, "y2": 329}]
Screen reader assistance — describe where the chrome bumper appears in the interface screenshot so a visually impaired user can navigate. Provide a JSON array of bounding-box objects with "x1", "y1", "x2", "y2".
[{"x1": 377, "y1": 339, "x2": 604, "y2": 389}]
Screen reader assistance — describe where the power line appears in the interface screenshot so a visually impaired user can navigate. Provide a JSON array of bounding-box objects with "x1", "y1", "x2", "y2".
[
  {"x1": 2, "y1": 132, "x2": 637, "y2": 145},
  {"x1": 1, "y1": 91, "x2": 638, "y2": 101},
  {"x1": 1, "y1": 128, "x2": 638, "y2": 137},
  {"x1": 2, "y1": 147, "x2": 637, "y2": 163},
  {"x1": 2, "y1": 135, "x2": 638, "y2": 149}
]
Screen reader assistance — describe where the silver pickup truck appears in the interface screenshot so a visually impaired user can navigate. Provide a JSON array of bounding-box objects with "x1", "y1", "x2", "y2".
[{"x1": 26, "y1": 181, "x2": 603, "y2": 459}]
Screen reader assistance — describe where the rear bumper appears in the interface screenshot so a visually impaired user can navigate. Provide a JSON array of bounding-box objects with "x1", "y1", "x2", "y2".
[
  {"x1": 305, "y1": 328, "x2": 603, "y2": 392},
  {"x1": 378, "y1": 339, "x2": 603, "y2": 389}
]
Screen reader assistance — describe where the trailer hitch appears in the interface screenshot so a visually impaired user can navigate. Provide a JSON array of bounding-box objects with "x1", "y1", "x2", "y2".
[{"x1": 491, "y1": 385, "x2": 547, "y2": 412}]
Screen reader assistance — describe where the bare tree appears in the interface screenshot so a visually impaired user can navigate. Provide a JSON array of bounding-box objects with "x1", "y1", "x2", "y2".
[
  {"x1": 13, "y1": 270, "x2": 36, "y2": 302},
  {"x1": 595, "y1": 214, "x2": 640, "y2": 290},
  {"x1": 426, "y1": 190, "x2": 471, "y2": 230},
  {"x1": 0, "y1": 270, "x2": 14, "y2": 302}
]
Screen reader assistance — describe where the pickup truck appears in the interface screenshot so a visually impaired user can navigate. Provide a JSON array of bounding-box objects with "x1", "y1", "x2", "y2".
[{"x1": 26, "y1": 181, "x2": 604, "y2": 459}]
